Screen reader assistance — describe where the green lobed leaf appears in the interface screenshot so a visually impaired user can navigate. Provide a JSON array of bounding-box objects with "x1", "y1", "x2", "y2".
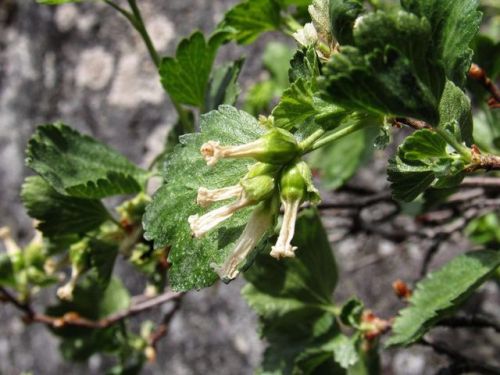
[
  {"x1": 387, "y1": 129, "x2": 464, "y2": 202},
  {"x1": 243, "y1": 209, "x2": 350, "y2": 373},
  {"x1": 321, "y1": 10, "x2": 445, "y2": 125},
  {"x1": 219, "y1": 0, "x2": 282, "y2": 44},
  {"x1": 401, "y1": 0, "x2": 482, "y2": 87},
  {"x1": 159, "y1": 31, "x2": 223, "y2": 108},
  {"x1": 21, "y1": 176, "x2": 109, "y2": 237},
  {"x1": 143, "y1": 105, "x2": 266, "y2": 291},
  {"x1": 26, "y1": 123, "x2": 147, "y2": 199},
  {"x1": 387, "y1": 250, "x2": 500, "y2": 346}
]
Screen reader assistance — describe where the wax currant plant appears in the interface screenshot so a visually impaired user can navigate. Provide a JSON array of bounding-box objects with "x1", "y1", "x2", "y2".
[{"x1": 1, "y1": 0, "x2": 499, "y2": 373}]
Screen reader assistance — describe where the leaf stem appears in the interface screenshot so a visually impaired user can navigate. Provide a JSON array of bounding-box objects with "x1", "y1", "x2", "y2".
[
  {"x1": 105, "y1": 0, "x2": 193, "y2": 134},
  {"x1": 281, "y1": 14, "x2": 302, "y2": 35},
  {"x1": 298, "y1": 128, "x2": 326, "y2": 152},
  {"x1": 126, "y1": 0, "x2": 161, "y2": 68},
  {"x1": 435, "y1": 128, "x2": 471, "y2": 163},
  {"x1": 307, "y1": 121, "x2": 369, "y2": 153}
]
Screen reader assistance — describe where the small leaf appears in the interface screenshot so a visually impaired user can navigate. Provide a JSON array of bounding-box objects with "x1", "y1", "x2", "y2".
[
  {"x1": 438, "y1": 80, "x2": 473, "y2": 145},
  {"x1": 143, "y1": 105, "x2": 266, "y2": 291},
  {"x1": 219, "y1": 0, "x2": 282, "y2": 44},
  {"x1": 26, "y1": 123, "x2": 147, "y2": 199},
  {"x1": 21, "y1": 176, "x2": 109, "y2": 237},
  {"x1": 387, "y1": 250, "x2": 500, "y2": 346},
  {"x1": 159, "y1": 31, "x2": 223, "y2": 108},
  {"x1": 387, "y1": 129, "x2": 462, "y2": 202}
]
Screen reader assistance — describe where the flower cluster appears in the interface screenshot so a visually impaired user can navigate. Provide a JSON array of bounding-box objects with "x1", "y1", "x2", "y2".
[{"x1": 188, "y1": 128, "x2": 320, "y2": 282}]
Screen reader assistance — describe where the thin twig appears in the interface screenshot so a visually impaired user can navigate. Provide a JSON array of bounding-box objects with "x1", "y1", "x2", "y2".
[
  {"x1": 462, "y1": 176, "x2": 500, "y2": 188},
  {"x1": 469, "y1": 63, "x2": 500, "y2": 106},
  {"x1": 439, "y1": 315, "x2": 500, "y2": 333},
  {"x1": 420, "y1": 339, "x2": 500, "y2": 375},
  {"x1": 391, "y1": 117, "x2": 432, "y2": 130},
  {"x1": 0, "y1": 286, "x2": 183, "y2": 329},
  {"x1": 149, "y1": 292, "x2": 185, "y2": 348}
]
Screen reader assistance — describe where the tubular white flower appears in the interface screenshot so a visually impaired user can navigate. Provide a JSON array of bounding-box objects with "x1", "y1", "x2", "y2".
[
  {"x1": 200, "y1": 139, "x2": 265, "y2": 167},
  {"x1": 200, "y1": 129, "x2": 299, "y2": 167},
  {"x1": 293, "y1": 22, "x2": 319, "y2": 47},
  {"x1": 189, "y1": 197, "x2": 252, "y2": 238},
  {"x1": 196, "y1": 185, "x2": 243, "y2": 208},
  {"x1": 270, "y1": 198, "x2": 301, "y2": 259},
  {"x1": 211, "y1": 204, "x2": 274, "y2": 282},
  {"x1": 200, "y1": 141, "x2": 223, "y2": 166}
]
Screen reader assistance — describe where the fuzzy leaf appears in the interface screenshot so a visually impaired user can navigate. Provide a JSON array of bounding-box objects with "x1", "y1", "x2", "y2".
[
  {"x1": 220, "y1": 0, "x2": 282, "y2": 44},
  {"x1": 387, "y1": 250, "x2": 500, "y2": 346},
  {"x1": 401, "y1": 0, "x2": 482, "y2": 87},
  {"x1": 438, "y1": 80, "x2": 473, "y2": 145},
  {"x1": 143, "y1": 105, "x2": 266, "y2": 291},
  {"x1": 26, "y1": 124, "x2": 147, "y2": 199},
  {"x1": 160, "y1": 32, "x2": 222, "y2": 107},
  {"x1": 243, "y1": 209, "x2": 348, "y2": 373},
  {"x1": 21, "y1": 176, "x2": 109, "y2": 237}
]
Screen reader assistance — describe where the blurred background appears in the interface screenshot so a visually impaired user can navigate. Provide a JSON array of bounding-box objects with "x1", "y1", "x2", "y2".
[{"x1": 0, "y1": 1, "x2": 498, "y2": 374}]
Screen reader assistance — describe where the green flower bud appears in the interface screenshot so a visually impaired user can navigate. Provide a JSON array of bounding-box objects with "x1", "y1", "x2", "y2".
[
  {"x1": 200, "y1": 128, "x2": 300, "y2": 166},
  {"x1": 240, "y1": 175, "x2": 275, "y2": 203}
]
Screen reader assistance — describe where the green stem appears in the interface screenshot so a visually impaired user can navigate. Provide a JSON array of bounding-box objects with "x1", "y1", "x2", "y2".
[
  {"x1": 307, "y1": 121, "x2": 369, "y2": 153},
  {"x1": 436, "y1": 128, "x2": 472, "y2": 163},
  {"x1": 282, "y1": 14, "x2": 303, "y2": 35},
  {"x1": 104, "y1": 0, "x2": 135, "y2": 22},
  {"x1": 299, "y1": 128, "x2": 326, "y2": 152},
  {"x1": 127, "y1": 0, "x2": 161, "y2": 67},
  {"x1": 105, "y1": 0, "x2": 193, "y2": 132},
  {"x1": 321, "y1": 304, "x2": 341, "y2": 316}
]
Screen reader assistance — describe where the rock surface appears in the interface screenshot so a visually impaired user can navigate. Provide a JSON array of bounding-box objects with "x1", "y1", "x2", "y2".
[{"x1": 0, "y1": 1, "x2": 498, "y2": 375}]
